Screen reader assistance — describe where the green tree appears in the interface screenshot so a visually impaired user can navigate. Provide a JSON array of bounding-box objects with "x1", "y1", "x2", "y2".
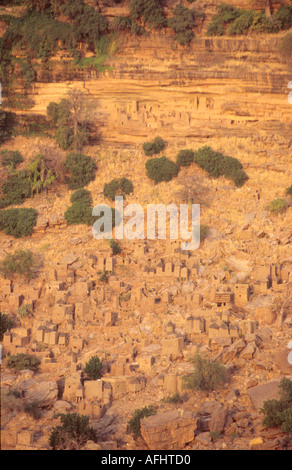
[
  {"x1": 265, "y1": 198, "x2": 289, "y2": 214},
  {"x1": 0, "y1": 209, "x2": 37, "y2": 239},
  {"x1": 193, "y1": 146, "x2": 248, "y2": 187},
  {"x1": 0, "y1": 150, "x2": 23, "y2": 170},
  {"x1": 0, "y1": 249, "x2": 35, "y2": 279},
  {"x1": 260, "y1": 378, "x2": 292, "y2": 433},
  {"x1": 72, "y1": 5, "x2": 109, "y2": 46},
  {"x1": 49, "y1": 413, "x2": 97, "y2": 450},
  {"x1": 142, "y1": 136, "x2": 166, "y2": 156},
  {"x1": 7, "y1": 353, "x2": 40, "y2": 371},
  {"x1": 145, "y1": 156, "x2": 179, "y2": 184},
  {"x1": 168, "y1": 4, "x2": 202, "y2": 44},
  {"x1": 64, "y1": 152, "x2": 96, "y2": 189},
  {"x1": 47, "y1": 92, "x2": 91, "y2": 152},
  {"x1": 0, "y1": 312, "x2": 17, "y2": 341},
  {"x1": 0, "y1": 109, "x2": 11, "y2": 144},
  {"x1": 60, "y1": 0, "x2": 85, "y2": 19},
  {"x1": 183, "y1": 352, "x2": 228, "y2": 392},
  {"x1": 103, "y1": 177, "x2": 133, "y2": 201},
  {"x1": 84, "y1": 356, "x2": 103, "y2": 380},
  {"x1": 176, "y1": 149, "x2": 195, "y2": 167},
  {"x1": 130, "y1": 0, "x2": 166, "y2": 29},
  {"x1": 70, "y1": 188, "x2": 92, "y2": 205},
  {"x1": 107, "y1": 239, "x2": 122, "y2": 255},
  {"x1": 128, "y1": 405, "x2": 157, "y2": 438}
]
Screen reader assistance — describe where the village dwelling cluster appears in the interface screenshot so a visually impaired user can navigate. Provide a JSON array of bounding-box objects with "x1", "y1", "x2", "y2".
[{"x1": 1, "y1": 240, "x2": 292, "y2": 421}]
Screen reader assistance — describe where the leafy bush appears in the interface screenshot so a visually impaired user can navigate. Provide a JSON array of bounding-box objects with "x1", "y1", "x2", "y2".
[
  {"x1": 145, "y1": 156, "x2": 179, "y2": 184},
  {"x1": 70, "y1": 188, "x2": 92, "y2": 205},
  {"x1": 193, "y1": 146, "x2": 248, "y2": 187},
  {"x1": 168, "y1": 4, "x2": 203, "y2": 44},
  {"x1": 65, "y1": 189, "x2": 93, "y2": 225},
  {"x1": 60, "y1": 0, "x2": 85, "y2": 19},
  {"x1": 47, "y1": 99, "x2": 71, "y2": 126},
  {"x1": 207, "y1": 4, "x2": 241, "y2": 36},
  {"x1": 183, "y1": 352, "x2": 228, "y2": 392},
  {"x1": 110, "y1": 16, "x2": 145, "y2": 35},
  {"x1": 0, "y1": 209, "x2": 37, "y2": 238},
  {"x1": 0, "y1": 155, "x2": 57, "y2": 208},
  {"x1": 110, "y1": 16, "x2": 133, "y2": 31},
  {"x1": 0, "y1": 171, "x2": 32, "y2": 208},
  {"x1": 286, "y1": 185, "x2": 292, "y2": 196},
  {"x1": 103, "y1": 177, "x2": 133, "y2": 201},
  {"x1": 161, "y1": 392, "x2": 183, "y2": 404},
  {"x1": 99, "y1": 270, "x2": 110, "y2": 283},
  {"x1": 26, "y1": 154, "x2": 58, "y2": 194},
  {"x1": 24, "y1": 401, "x2": 42, "y2": 420},
  {"x1": 0, "y1": 109, "x2": 13, "y2": 144},
  {"x1": 0, "y1": 249, "x2": 35, "y2": 279},
  {"x1": 130, "y1": 0, "x2": 166, "y2": 29},
  {"x1": 272, "y1": 5, "x2": 292, "y2": 31},
  {"x1": 227, "y1": 10, "x2": 254, "y2": 36},
  {"x1": 265, "y1": 198, "x2": 288, "y2": 215},
  {"x1": 5, "y1": 11, "x2": 77, "y2": 59},
  {"x1": 108, "y1": 239, "x2": 122, "y2": 255},
  {"x1": 174, "y1": 30, "x2": 194, "y2": 46},
  {"x1": 176, "y1": 149, "x2": 195, "y2": 167},
  {"x1": 64, "y1": 153, "x2": 96, "y2": 189},
  {"x1": 47, "y1": 95, "x2": 90, "y2": 151},
  {"x1": 0, "y1": 312, "x2": 17, "y2": 341},
  {"x1": 142, "y1": 136, "x2": 166, "y2": 156},
  {"x1": 260, "y1": 378, "x2": 292, "y2": 433},
  {"x1": 55, "y1": 125, "x2": 74, "y2": 151},
  {"x1": 6, "y1": 353, "x2": 40, "y2": 371},
  {"x1": 84, "y1": 356, "x2": 103, "y2": 380},
  {"x1": 207, "y1": 3, "x2": 292, "y2": 36},
  {"x1": 72, "y1": 5, "x2": 108, "y2": 46},
  {"x1": 18, "y1": 303, "x2": 33, "y2": 318},
  {"x1": 200, "y1": 224, "x2": 209, "y2": 242},
  {"x1": 1, "y1": 150, "x2": 23, "y2": 170},
  {"x1": 65, "y1": 201, "x2": 93, "y2": 226},
  {"x1": 49, "y1": 413, "x2": 97, "y2": 450},
  {"x1": 128, "y1": 405, "x2": 157, "y2": 438}
]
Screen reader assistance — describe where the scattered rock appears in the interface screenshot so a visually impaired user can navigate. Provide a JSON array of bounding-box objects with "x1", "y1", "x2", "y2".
[
  {"x1": 274, "y1": 349, "x2": 292, "y2": 374},
  {"x1": 255, "y1": 307, "x2": 276, "y2": 325},
  {"x1": 141, "y1": 410, "x2": 196, "y2": 450},
  {"x1": 195, "y1": 432, "x2": 212, "y2": 446},
  {"x1": 249, "y1": 437, "x2": 263, "y2": 448},
  {"x1": 60, "y1": 253, "x2": 78, "y2": 266},
  {"x1": 23, "y1": 380, "x2": 58, "y2": 408},
  {"x1": 209, "y1": 405, "x2": 228, "y2": 434},
  {"x1": 226, "y1": 256, "x2": 253, "y2": 273}
]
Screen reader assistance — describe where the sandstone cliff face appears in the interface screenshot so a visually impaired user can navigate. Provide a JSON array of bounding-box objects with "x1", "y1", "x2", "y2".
[{"x1": 24, "y1": 32, "x2": 292, "y2": 147}]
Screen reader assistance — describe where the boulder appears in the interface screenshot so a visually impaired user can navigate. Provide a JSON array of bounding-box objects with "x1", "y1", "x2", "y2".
[
  {"x1": 24, "y1": 380, "x2": 58, "y2": 408},
  {"x1": 141, "y1": 410, "x2": 196, "y2": 450},
  {"x1": 255, "y1": 307, "x2": 276, "y2": 325},
  {"x1": 209, "y1": 404, "x2": 228, "y2": 433},
  {"x1": 274, "y1": 349, "x2": 292, "y2": 374},
  {"x1": 196, "y1": 402, "x2": 228, "y2": 434},
  {"x1": 247, "y1": 380, "x2": 281, "y2": 410},
  {"x1": 226, "y1": 256, "x2": 253, "y2": 273}
]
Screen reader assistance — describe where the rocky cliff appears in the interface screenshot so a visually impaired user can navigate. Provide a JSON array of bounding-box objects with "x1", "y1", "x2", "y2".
[{"x1": 28, "y1": 31, "x2": 292, "y2": 148}]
